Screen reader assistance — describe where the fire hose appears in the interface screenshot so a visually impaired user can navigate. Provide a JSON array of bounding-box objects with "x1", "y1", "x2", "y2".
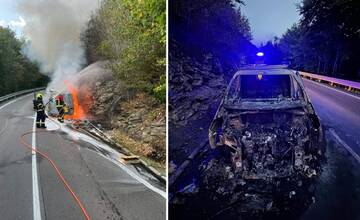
[{"x1": 19, "y1": 116, "x2": 91, "y2": 220}]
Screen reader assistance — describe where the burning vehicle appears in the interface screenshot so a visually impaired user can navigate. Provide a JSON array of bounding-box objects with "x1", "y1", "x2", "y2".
[
  {"x1": 46, "y1": 91, "x2": 74, "y2": 116},
  {"x1": 204, "y1": 66, "x2": 325, "y2": 214},
  {"x1": 35, "y1": 79, "x2": 94, "y2": 122}
]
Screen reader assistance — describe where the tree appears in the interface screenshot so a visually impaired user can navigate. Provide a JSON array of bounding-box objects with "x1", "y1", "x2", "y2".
[
  {"x1": 0, "y1": 27, "x2": 48, "y2": 96},
  {"x1": 279, "y1": 0, "x2": 360, "y2": 80},
  {"x1": 81, "y1": 0, "x2": 166, "y2": 96},
  {"x1": 169, "y1": 0, "x2": 256, "y2": 69}
]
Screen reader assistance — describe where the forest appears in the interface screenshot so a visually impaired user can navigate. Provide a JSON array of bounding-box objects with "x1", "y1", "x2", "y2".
[
  {"x1": 169, "y1": 0, "x2": 257, "y2": 74},
  {"x1": 264, "y1": 0, "x2": 360, "y2": 80},
  {"x1": 81, "y1": 0, "x2": 166, "y2": 102},
  {"x1": 0, "y1": 27, "x2": 49, "y2": 96}
]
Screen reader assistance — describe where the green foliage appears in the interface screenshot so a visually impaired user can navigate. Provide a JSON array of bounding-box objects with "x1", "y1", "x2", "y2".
[
  {"x1": 279, "y1": 0, "x2": 360, "y2": 79},
  {"x1": 152, "y1": 75, "x2": 166, "y2": 103},
  {"x1": 0, "y1": 27, "x2": 49, "y2": 96},
  {"x1": 81, "y1": 0, "x2": 166, "y2": 92}
]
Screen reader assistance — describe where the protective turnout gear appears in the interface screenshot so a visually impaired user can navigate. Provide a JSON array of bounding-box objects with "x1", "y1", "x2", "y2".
[
  {"x1": 35, "y1": 97, "x2": 46, "y2": 128},
  {"x1": 63, "y1": 103, "x2": 69, "y2": 114},
  {"x1": 33, "y1": 93, "x2": 44, "y2": 110},
  {"x1": 55, "y1": 95, "x2": 65, "y2": 123},
  {"x1": 58, "y1": 107, "x2": 65, "y2": 123},
  {"x1": 55, "y1": 95, "x2": 64, "y2": 108}
]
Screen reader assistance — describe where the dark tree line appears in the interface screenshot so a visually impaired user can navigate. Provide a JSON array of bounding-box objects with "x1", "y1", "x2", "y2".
[
  {"x1": 169, "y1": 0, "x2": 257, "y2": 70},
  {"x1": 279, "y1": 0, "x2": 360, "y2": 80},
  {"x1": 0, "y1": 27, "x2": 49, "y2": 96}
]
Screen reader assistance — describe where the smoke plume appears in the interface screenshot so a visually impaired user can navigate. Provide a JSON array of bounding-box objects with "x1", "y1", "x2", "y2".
[{"x1": 17, "y1": 0, "x2": 100, "y2": 91}]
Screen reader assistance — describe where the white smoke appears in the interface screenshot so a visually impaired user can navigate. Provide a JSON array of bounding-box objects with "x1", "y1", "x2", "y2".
[
  {"x1": 16, "y1": 0, "x2": 101, "y2": 92},
  {"x1": 0, "y1": 16, "x2": 26, "y2": 29}
]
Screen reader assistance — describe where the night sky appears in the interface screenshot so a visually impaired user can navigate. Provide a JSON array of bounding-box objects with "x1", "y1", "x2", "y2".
[{"x1": 242, "y1": 0, "x2": 301, "y2": 46}]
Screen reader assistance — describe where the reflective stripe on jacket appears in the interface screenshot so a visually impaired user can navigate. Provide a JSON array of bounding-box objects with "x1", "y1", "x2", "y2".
[
  {"x1": 56, "y1": 99, "x2": 64, "y2": 107},
  {"x1": 63, "y1": 105, "x2": 69, "y2": 113},
  {"x1": 36, "y1": 103, "x2": 45, "y2": 112}
]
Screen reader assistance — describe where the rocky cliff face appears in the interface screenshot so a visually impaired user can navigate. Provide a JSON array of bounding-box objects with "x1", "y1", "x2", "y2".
[
  {"x1": 169, "y1": 42, "x2": 227, "y2": 127},
  {"x1": 76, "y1": 62, "x2": 166, "y2": 168},
  {"x1": 92, "y1": 80, "x2": 166, "y2": 164},
  {"x1": 169, "y1": 41, "x2": 228, "y2": 168}
]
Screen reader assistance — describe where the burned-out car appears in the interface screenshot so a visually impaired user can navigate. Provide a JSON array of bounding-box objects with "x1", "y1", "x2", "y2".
[
  {"x1": 208, "y1": 66, "x2": 325, "y2": 182},
  {"x1": 170, "y1": 66, "x2": 326, "y2": 218}
]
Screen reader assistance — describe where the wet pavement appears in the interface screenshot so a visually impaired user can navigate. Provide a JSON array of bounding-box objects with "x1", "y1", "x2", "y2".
[
  {"x1": 299, "y1": 135, "x2": 360, "y2": 220},
  {"x1": 0, "y1": 95, "x2": 166, "y2": 220},
  {"x1": 304, "y1": 79, "x2": 360, "y2": 156}
]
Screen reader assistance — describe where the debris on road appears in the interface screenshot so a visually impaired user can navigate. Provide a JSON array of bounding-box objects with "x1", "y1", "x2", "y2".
[
  {"x1": 120, "y1": 155, "x2": 141, "y2": 164},
  {"x1": 178, "y1": 181, "x2": 199, "y2": 195}
]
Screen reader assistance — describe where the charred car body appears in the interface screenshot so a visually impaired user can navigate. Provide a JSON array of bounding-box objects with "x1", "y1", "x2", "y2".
[{"x1": 207, "y1": 66, "x2": 325, "y2": 202}]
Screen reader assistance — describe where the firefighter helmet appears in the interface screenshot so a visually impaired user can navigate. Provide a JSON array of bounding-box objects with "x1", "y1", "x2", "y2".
[{"x1": 36, "y1": 93, "x2": 43, "y2": 99}]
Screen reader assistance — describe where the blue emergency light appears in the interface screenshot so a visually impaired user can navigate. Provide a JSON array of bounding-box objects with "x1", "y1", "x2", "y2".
[{"x1": 256, "y1": 52, "x2": 264, "y2": 57}]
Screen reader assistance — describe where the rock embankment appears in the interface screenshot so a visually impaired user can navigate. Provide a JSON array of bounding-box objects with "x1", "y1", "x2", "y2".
[
  {"x1": 77, "y1": 62, "x2": 166, "y2": 170},
  {"x1": 169, "y1": 41, "x2": 228, "y2": 171},
  {"x1": 169, "y1": 42, "x2": 227, "y2": 127}
]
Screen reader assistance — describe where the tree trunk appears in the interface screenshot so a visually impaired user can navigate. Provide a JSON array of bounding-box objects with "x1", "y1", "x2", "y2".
[
  {"x1": 332, "y1": 48, "x2": 340, "y2": 76},
  {"x1": 338, "y1": 57, "x2": 344, "y2": 75},
  {"x1": 323, "y1": 61, "x2": 328, "y2": 75}
]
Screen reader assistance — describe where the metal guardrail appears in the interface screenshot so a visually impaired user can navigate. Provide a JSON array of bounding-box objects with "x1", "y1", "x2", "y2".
[
  {"x1": 0, "y1": 87, "x2": 46, "y2": 103},
  {"x1": 299, "y1": 71, "x2": 360, "y2": 92}
]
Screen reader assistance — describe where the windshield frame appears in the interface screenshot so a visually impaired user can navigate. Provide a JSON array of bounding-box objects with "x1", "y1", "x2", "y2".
[{"x1": 224, "y1": 72, "x2": 307, "y2": 104}]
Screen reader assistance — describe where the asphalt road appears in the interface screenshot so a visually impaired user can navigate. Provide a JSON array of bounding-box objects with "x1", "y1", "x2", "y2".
[
  {"x1": 303, "y1": 79, "x2": 360, "y2": 155},
  {"x1": 0, "y1": 94, "x2": 165, "y2": 220},
  {"x1": 300, "y1": 79, "x2": 360, "y2": 220}
]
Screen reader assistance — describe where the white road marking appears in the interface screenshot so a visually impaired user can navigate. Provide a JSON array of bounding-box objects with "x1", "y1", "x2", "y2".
[
  {"x1": 114, "y1": 158, "x2": 167, "y2": 198},
  {"x1": 1, "y1": 95, "x2": 166, "y2": 201},
  {"x1": 0, "y1": 99, "x2": 18, "y2": 110},
  {"x1": 0, "y1": 98, "x2": 18, "y2": 136},
  {"x1": 96, "y1": 152, "x2": 167, "y2": 199},
  {"x1": 32, "y1": 113, "x2": 42, "y2": 220},
  {"x1": 0, "y1": 95, "x2": 42, "y2": 219},
  {"x1": 330, "y1": 129, "x2": 360, "y2": 164},
  {"x1": 0, "y1": 95, "x2": 29, "y2": 110},
  {"x1": 304, "y1": 78, "x2": 360, "y2": 101},
  {"x1": 49, "y1": 119, "x2": 167, "y2": 198}
]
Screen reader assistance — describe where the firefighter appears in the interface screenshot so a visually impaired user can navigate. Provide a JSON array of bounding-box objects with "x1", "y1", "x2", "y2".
[
  {"x1": 33, "y1": 92, "x2": 43, "y2": 110},
  {"x1": 35, "y1": 94, "x2": 46, "y2": 128},
  {"x1": 55, "y1": 95, "x2": 65, "y2": 123}
]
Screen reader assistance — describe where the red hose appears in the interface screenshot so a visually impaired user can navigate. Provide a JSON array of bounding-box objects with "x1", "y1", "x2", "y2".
[{"x1": 20, "y1": 117, "x2": 91, "y2": 220}]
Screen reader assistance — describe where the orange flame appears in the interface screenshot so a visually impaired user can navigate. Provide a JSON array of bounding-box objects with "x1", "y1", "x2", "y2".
[{"x1": 64, "y1": 80, "x2": 93, "y2": 120}]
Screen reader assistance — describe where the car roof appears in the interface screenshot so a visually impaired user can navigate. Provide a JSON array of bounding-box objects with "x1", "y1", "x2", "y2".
[
  {"x1": 239, "y1": 64, "x2": 288, "y2": 70},
  {"x1": 233, "y1": 66, "x2": 296, "y2": 78}
]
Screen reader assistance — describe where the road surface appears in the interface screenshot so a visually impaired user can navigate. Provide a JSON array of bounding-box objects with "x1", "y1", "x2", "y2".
[
  {"x1": 0, "y1": 93, "x2": 165, "y2": 220},
  {"x1": 303, "y1": 78, "x2": 360, "y2": 155},
  {"x1": 300, "y1": 79, "x2": 360, "y2": 220}
]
